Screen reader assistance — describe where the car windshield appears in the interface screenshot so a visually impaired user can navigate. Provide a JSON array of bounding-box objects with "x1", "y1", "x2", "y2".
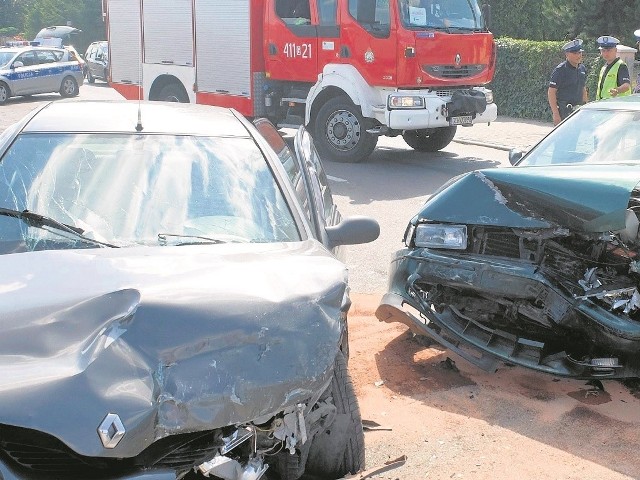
[
  {"x1": 0, "y1": 133, "x2": 300, "y2": 252},
  {"x1": 517, "y1": 108, "x2": 640, "y2": 166},
  {"x1": 0, "y1": 50, "x2": 18, "y2": 66},
  {"x1": 398, "y1": 0, "x2": 483, "y2": 30}
]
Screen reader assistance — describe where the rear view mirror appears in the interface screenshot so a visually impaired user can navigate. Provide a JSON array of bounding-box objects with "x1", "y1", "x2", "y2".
[
  {"x1": 326, "y1": 216, "x2": 380, "y2": 248},
  {"x1": 11, "y1": 61, "x2": 24, "y2": 68},
  {"x1": 508, "y1": 148, "x2": 523, "y2": 165}
]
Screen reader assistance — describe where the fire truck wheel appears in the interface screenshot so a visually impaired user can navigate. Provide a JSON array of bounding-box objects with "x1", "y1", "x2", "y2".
[
  {"x1": 402, "y1": 126, "x2": 457, "y2": 152},
  {"x1": 314, "y1": 97, "x2": 377, "y2": 163},
  {"x1": 157, "y1": 83, "x2": 190, "y2": 103}
]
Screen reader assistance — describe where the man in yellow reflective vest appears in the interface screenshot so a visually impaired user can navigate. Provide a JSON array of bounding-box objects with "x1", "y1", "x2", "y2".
[{"x1": 596, "y1": 35, "x2": 631, "y2": 100}]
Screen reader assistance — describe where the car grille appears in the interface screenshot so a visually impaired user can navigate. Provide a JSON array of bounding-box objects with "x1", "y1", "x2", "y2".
[
  {"x1": 423, "y1": 64, "x2": 486, "y2": 79},
  {"x1": 478, "y1": 230, "x2": 521, "y2": 258},
  {"x1": 0, "y1": 423, "x2": 220, "y2": 477}
]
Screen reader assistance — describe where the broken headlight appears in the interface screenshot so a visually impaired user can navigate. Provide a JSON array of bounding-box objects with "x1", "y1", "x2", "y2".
[{"x1": 414, "y1": 224, "x2": 467, "y2": 249}]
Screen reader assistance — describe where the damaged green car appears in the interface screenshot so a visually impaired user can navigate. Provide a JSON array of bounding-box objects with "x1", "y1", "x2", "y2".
[{"x1": 377, "y1": 96, "x2": 640, "y2": 379}]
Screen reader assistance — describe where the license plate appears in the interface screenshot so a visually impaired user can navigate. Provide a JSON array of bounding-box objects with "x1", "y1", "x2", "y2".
[{"x1": 449, "y1": 115, "x2": 473, "y2": 126}]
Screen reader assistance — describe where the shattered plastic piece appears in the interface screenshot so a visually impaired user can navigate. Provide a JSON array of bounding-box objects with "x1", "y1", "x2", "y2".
[
  {"x1": 578, "y1": 267, "x2": 602, "y2": 291},
  {"x1": 374, "y1": 380, "x2": 385, "y2": 387},
  {"x1": 361, "y1": 419, "x2": 393, "y2": 431}
]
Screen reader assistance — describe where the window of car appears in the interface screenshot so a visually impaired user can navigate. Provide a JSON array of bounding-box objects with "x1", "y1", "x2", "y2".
[
  {"x1": 0, "y1": 50, "x2": 17, "y2": 66},
  {"x1": 15, "y1": 51, "x2": 37, "y2": 67},
  {"x1": 517, "y1": 109, "x2": 640, "y2": 166},
  {"x1": 36, "y1": 50, "x2": 58, "y2": 64},
  {"x1": 348, "y1": 0, "x2": 390, "y2": 38},
  {"x1": 0, "y1": 133, "x2": 301, "y2": 251}
]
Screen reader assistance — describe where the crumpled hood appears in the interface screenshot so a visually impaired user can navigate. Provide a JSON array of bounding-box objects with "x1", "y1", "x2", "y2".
[
  {"x1": 418, "y1": 164, "x2": 640, "y2": 232},
  {"x1": 0, "y1": 241, "x2": 348, "y2": 458}
]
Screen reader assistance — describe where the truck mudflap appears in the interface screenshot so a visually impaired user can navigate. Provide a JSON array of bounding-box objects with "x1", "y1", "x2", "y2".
[{"x1": 376, "y1": 292, "x2": 635, "y2": 379}]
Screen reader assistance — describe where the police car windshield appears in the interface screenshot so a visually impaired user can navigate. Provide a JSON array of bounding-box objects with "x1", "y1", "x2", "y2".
[
  {"x1": 0, "y1": 50, "x2": 18, "y2": 66},
  {"x1": 398, "y1": 0, "x2": 483, "y2": 30}
]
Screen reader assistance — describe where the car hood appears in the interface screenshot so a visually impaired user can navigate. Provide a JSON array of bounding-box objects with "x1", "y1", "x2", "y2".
[
  {"x1": 0, "y1": 241, "x2": 348, "y2": 457},
  {"x1": 417, "y1": 164, "x2": 640, "y2": 232}
]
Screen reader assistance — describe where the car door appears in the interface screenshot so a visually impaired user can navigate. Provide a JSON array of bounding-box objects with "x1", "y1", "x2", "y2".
[
  {"x1": 35, "y1": 50, "x2": 61, "y2": 92},
  {"x1": 10, "y1": 50, "x2": 41, "y2": 95}
]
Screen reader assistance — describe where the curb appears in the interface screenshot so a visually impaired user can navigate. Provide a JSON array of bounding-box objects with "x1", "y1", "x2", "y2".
[{"x1": 452, "y1": 138, "x2": 514, "y2": 151}]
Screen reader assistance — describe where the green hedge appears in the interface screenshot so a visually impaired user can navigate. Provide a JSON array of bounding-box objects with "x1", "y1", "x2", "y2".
[{"x1": 491, "y1": 37, "x2": 605, "y2": 122}]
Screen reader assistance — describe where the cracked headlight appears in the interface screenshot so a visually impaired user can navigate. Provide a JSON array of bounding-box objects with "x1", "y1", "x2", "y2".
[
  {"x1": 388, "y1": 95, "x2": 425, "y2": 109},
  {"x1": 414, "y1": 224, "x2": 467, "y2": 249}
]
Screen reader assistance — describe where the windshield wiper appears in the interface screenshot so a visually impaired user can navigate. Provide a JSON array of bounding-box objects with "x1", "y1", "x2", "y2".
[
  {"x1": 0, "y1": 207, "x2": 119, "y2": 248},
  {"x1": 158, "y1": 233, "x2": 227, "y2": 246}
]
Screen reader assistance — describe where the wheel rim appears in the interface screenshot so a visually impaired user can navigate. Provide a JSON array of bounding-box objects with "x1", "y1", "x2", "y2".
[
  {"x1": 325, "y1": 110, "x2": 361, "y2": 152},
  {"x1": 63, "y1": 79, "x2": 75, "y2": 95},
  {"x1": 0, "y1": 86, "x2": 7, "y2": 102}
]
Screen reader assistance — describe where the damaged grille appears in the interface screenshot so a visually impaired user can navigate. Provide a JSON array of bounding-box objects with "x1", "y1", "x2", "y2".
[
  {"x1": 0, "y1": 424, "x2": 220, "y2": 477},
  {"x1": 475, "y1": 229, "x2": 521, "y2": 258}
]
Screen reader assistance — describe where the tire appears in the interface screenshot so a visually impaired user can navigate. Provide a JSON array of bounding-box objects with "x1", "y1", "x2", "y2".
[
  {"x1": 87, "y1": 70, "x2": 95, "y2": 84},
  {"x1": 0, "y1": 82, "x2": 9, "y2": 105},
  {"x1": 59, "y1": 76, "x2": 79, "y2": 97},
  {"x1": 305, "y1": 351, "x2": 365, "y2": 478},
  {"x1": 403, "y1": 126, "x2": 457, "y2": 152},
  {"x1": 313, "y1": 96, "x2": 377, "y2": 163},
  {"x1": 157, "y1": 83, "x2": 189, "y2": 103}
]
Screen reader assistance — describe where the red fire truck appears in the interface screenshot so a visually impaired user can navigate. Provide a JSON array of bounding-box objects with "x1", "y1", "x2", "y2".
[{"x1": 104, "y1": 0, "x2": 497, "y2": 163}]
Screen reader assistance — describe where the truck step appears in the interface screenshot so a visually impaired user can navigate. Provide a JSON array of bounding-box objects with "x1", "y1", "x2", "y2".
[{"x1": 281, "y1": 97, "x2": 307, "y2": 104}]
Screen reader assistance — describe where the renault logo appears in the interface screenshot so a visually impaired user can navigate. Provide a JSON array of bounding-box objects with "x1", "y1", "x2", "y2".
[
  {"x1": 455, "y1": 54, "x2": 462, "y2": 66},
  {"x1": 98, "y1": 413, "x2": 126, "y2": 449}
]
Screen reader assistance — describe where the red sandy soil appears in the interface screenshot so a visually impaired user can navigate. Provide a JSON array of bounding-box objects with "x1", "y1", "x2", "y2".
[{"x1": 346, "y1": 293, "x2": 640, "y2": 480}]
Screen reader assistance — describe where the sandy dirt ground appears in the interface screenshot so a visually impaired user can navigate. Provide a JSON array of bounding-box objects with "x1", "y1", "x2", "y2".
[{"x1": 347, "y1": 293, "x2": 640, "y2": 480}]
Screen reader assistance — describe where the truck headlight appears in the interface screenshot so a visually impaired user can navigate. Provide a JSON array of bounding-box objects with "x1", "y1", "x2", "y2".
[
  {"x1": 388, "y1": 95, "x2": 425, "y2": 109},
  {"x1": 473, "y1": 87, "x2": 493, "y2": 104},
  {"x1": 414, "y1": 224, "x2": 467, "y2": 249}
]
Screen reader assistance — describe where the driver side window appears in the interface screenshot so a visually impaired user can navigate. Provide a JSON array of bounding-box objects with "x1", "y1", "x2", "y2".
[{"x1": 275, "y1": 0, "x2": 311, "y2": 25}]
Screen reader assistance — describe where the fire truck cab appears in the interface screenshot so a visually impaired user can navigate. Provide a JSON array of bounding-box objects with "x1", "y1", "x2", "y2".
[{"x1": 106, "y1": 0, "x2": 497, "y2": 163}]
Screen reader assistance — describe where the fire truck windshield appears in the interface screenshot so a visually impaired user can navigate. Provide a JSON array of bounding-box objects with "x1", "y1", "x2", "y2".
[{"x1": 398, "y1": 0, "x2": 483, "y2": 30}]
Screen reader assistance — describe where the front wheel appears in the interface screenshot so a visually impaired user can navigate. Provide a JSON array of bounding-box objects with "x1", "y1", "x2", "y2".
[
  {"x1": 0, "y1": 82, "x2": 9, "y2": 105},
  {"x1": 157, "y1": 83, "x2": 189, "y2": 103},
  {"x1": 59, "y1": 76, "x2": 79, "y2": 97},
  {"x1": 313, "y1": 96, "x2": 377, "y2": 163},
  {"x1": 304, "y1": 351, "x2": 365, "y2": 478},
  {"x1": 403, "y1": 126, "x2": 457, "y2": 152}
]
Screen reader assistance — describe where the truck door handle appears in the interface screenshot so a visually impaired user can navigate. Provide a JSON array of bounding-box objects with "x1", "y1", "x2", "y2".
[
  {"x1": 269, "y1": 43, "x2": 277, "y2": 55},
  {"x1": 340, "y1": 46, "x2": 350, "y2": 58}
]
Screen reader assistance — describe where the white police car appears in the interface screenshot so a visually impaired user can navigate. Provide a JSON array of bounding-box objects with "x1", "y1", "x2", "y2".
[{"x1": 0, "y1": 46, "x2": 83, "y2": 105}]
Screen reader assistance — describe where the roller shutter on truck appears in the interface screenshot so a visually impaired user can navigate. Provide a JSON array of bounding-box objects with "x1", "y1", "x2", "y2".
[
  {"x1": 142, "y1": 0, "x2": 194, "y2": 66},
  {"x1": 107, "y1": 0, "x2": 142, "y2": 85},
  {"x1": 195, "y1": 0, "x2": 251, "y2": 97}
]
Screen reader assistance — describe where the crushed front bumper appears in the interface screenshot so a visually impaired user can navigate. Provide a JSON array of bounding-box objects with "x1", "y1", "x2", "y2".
[{"x1": 376, "y1": 249, "x2": 640, "y2": 379}]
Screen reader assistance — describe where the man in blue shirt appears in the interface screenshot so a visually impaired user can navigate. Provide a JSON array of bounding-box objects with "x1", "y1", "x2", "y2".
[{"x1": 548, "y1": 39, "x2": 588, "y2": 125}]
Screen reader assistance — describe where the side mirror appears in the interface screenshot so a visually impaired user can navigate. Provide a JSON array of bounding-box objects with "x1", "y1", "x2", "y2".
[
  {"x1": 326, "y1": 216, "x2": 380, "y2": 248},
  {"x1": 481, "y1": 3, "x2": 492, "y2": 30},
  {"x1": 508, "y1": 148, "x2": 523, "y2": 165},
  {"x1": 11, "y1": 61, "x2": 24, "y2": 68}
]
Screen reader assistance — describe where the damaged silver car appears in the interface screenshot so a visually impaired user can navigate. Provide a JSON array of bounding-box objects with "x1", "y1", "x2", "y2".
[
  {"x1": 0, "y1": 100, "x2": 379, "y2": 480},
  {"x1": 377, "y1": 96, "x2": 640, "y2": 379}
]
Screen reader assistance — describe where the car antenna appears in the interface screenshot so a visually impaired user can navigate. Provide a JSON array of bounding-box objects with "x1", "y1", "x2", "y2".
[{"x1": 135, "y1": 41, "x2": 143, "y2": 132}]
